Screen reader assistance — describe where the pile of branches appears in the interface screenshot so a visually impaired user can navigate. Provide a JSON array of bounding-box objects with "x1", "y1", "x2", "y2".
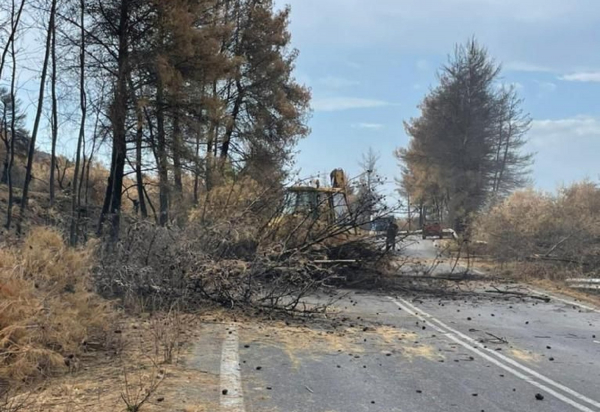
[
  {"x1": 94, "y1": 221, "x2": 340, "y2": 312},
  {"x1": 95, "y1": 221, "x2": 394, "y2": 313},
  {"x1": 94, "y1": 174, "x2": 401, "y2": 312}
]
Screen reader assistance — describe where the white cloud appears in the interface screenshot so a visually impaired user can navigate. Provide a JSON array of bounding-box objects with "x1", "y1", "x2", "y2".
[
  {"x1": 317, "y1": 76, "x2": 360, "y2": 88},
  {"x1": 530, "y1": 116, "x2": 600, "y2": 146},
  {"x1": 352, "y1": 123, "x2": 384, "y2": 130},
  {"x1": 280, "y1": 0, "x2": 600, "y2": 73},
  {"x1": 504, "y1": 61, "x2": 554, "y2": 73},
  {"x1": 560, "y1": 72, "x2": 600, "y2": 82},
  {"x1": 312, "y1": 97, "x2": 391, "y2": 112},
  {"x1": 527, "y1": 116, "x2": 600, "y2": 189}
]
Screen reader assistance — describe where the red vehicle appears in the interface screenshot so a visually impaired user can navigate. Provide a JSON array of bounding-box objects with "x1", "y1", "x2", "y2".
[{"x1": 422, "y1": 221, "x2": 443, "y2": 239}]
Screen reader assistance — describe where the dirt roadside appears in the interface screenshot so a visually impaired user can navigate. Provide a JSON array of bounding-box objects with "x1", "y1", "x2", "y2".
[{"x1": 14, "y1": 312, "x2": 227, "y2": 412}]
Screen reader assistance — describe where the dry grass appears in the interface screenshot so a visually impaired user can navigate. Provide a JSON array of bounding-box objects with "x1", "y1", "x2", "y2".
[
  {"x1": 240, "y1": 321, "x2": 442, "y2": 368},
  {"x1": 0, "y1": 227, "x2": 112, "y2": 383},
  {"x1": 473, "y1": 182, "x2": 600, "y2": 284},
  {"x1": 510, "y1": 348, "x2": 540, "y2": 363},
  {"x1": 24, "y1": 313, "x2": 220, "y2": 412},
  {"x1": 475, "y1": 183, "x2": 600, "y2": 264},
  {"x1": 148, "y1": 306, "x2": 184, "y2": 365}
]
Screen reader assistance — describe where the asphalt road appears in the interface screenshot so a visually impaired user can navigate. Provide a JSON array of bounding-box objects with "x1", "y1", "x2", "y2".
[{"x1": 220, "y1": 237, "x2": 600, "y2": 412}]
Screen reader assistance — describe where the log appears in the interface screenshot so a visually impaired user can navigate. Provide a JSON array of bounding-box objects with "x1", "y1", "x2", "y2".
[{"x1": 484, "y1": 289, "x2": 551, "y2": 302}]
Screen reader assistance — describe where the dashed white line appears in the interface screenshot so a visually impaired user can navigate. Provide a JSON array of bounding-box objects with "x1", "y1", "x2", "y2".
[
  {"x1": 220, "y1": 325, "x2": 245, "y2": 412},
  {"x1": 388, "y1": 296, "x2": 600, "y2": 412}
]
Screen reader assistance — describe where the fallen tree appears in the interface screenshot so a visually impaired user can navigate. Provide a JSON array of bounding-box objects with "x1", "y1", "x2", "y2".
[{"x1": 95, "y1": 178, "x2": 399, "y2": 312}]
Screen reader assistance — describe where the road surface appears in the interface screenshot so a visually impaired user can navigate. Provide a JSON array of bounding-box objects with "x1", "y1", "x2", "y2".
[{"x1": 206, "y1": 237, "x2": 600, "y2": 412}]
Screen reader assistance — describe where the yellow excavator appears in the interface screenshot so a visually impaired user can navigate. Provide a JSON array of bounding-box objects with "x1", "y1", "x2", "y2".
[{"x1": 281, "y1": 169, "x2": 352, "y2": 225}]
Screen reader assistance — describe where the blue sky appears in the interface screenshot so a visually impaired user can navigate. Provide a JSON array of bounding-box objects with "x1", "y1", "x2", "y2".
[{"x1": 275, "y1": 0, "x2": 600, "y2": 202}]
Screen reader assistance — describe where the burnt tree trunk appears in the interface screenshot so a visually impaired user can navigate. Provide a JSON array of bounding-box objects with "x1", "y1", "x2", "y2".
[
  {"x1": 5, "y1": 10, "x2": 18, "y2": 230},
  {"x1": 172, "y1": 110, "x2": 183, "y2": 193},
  {"x1": 98, "y1": 0, "x2": 130, "y2": 240},
  {"x1": 69, "y1": 0, "x2": 86, "y2": 245},
  {"x1": 219, "y1": 82, "x2": 243, "y2": 165},
  {"x1": 128, "y1": 75, "x2": 148, "y2": 218},
  {"x1": 18, "y1": 0, "x2": 56, "y2": 233},
  {"x1": 156, "y1": 69, "x2": 169, "y2": 226},
  {"x1": 49, "y1": 2, "x2": 58, "y2": 206}
]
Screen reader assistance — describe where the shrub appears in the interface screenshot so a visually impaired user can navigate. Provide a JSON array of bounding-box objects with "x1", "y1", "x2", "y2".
[
  {"x1": 474, "y1": 182, "x2": 600, "y2": 277},
  {"x1": 0, "y1": 228, "x2": 111, "y2": 382}
]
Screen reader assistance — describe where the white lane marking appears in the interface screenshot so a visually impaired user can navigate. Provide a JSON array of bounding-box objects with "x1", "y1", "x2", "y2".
[
  {"x1": 396, "y1": 297, "x2": 600, "y2": 409},
  {"x1": 465, "y1": 266, "x2": 600, "y2": 314},
  {"x1": 388, "y1": 296, "x2": 600, "y2": 412},
  {"x1": 396, "y1": 296, "x2": 600, "y2": 410},
  {"x1": 220, "y1": 325, "x2": 245, "y2": 412},
  {"x1": 528, "y1": 289, "x2": 600, "y2": 314}
]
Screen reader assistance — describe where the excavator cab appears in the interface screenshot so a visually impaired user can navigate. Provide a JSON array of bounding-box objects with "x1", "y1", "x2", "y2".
[
  {"x1": 280, "y1": 168, "x2": 351, "y2": 225},
  {"x1": 283, "y1": 186, "x2": 349, "y2": 224}
]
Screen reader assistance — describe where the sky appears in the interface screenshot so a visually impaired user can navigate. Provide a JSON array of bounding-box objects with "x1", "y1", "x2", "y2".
[{"x1": 274, "y1": 0, "x2": 600, "y2": 202}]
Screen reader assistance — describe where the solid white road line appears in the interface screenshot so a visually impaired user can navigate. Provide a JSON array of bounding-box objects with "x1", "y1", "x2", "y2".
[
  {"x1": 387, "y1": 296, "x2": 600, "y2": 412},
  {"x1": 220, "y1": 325, "x2": 246, "y2": 412},
  {"x1": 396, "y1": 297, "x2": 600, "y2": 410},
  {"x1": 527, "y1": 289, "x2": 600, "y2": 314},
  {"x1": 464, "y1": 267, "x2": 600, "y2": 314}
]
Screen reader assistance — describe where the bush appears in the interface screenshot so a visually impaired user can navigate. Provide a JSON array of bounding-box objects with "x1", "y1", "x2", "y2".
[
  {"x1": 0, "y1": 228, "x2": 111, "y2": 382},
  {"x1": 474, "y1": 182, "x2": 600, "y2": 277}
]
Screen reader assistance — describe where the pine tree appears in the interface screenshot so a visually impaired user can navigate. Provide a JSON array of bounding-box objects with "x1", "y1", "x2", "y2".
[{"x1": 397, "y1": 39, "x2": 533, "y2": 232}]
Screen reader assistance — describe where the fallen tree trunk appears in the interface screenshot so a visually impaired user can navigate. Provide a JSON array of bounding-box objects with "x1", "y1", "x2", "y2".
[{"x1": 485, "y1": 289, "x2": 551, "y2": 302}]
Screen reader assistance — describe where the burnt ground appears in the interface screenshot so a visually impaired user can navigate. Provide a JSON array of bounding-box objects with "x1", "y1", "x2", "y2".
[
  {"x1": 26, "y1": 237, "x2": 600, "y2": 412},
  {"x1": 232, "y1": 237, "x2": 600, "y2": 412}
]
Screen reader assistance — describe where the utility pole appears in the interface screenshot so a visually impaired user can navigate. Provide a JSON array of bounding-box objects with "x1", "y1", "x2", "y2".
[
  {"x1": 367, "y1": 168, "x2": 373, "y2": 231},
  {"x1": 407, "y1": 193, "x2": 411, "y2": 232}
]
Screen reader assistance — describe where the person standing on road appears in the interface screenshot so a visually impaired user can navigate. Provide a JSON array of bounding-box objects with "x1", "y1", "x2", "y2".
[{"x1": 386, "y1": 220, "x2": 399, "y2": 251}]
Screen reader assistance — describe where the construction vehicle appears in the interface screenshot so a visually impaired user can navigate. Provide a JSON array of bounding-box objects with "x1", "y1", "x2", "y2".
[
  {"x1": 273, "y1": 168, "x2": 352, "y2": 226},
  {"x1": 283, "y1": 185, "x2": 349, "y2": 223},
  {"x1": 422, "y1": 220, "x2": 443, "y2": 239},
  {"x1": 421, "y1": 220, "x2": 457, "y2": 240},
  {"x1": 420, "y1": 204, "x2": 454, "y2": 239},
  {"x1": 282, "y1": 169, "x2": 351, "y2": 225}
]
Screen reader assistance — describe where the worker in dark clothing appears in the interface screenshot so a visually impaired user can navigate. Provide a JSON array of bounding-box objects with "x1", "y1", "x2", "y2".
[
  {"x1": 132, "y1": 199, "x2": 140, "y2": 215},
  {"x1": 385, "y1": 220, "x2": 399, "y2": 251}
]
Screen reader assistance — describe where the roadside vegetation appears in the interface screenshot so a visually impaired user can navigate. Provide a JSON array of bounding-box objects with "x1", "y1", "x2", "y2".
[
  {"x1": 396, "y1": 39, "x2": 533, "y2": 234},
  {"x1": 473, "y1": 181, "x2": 600, "y2": 282},
  {"x1": 395, "y1": 39, "x2": 599, "y2": 288},
  {"x1": 0, "y1": 0, "x2": 596, "y2": 407},
  {"x1": 0, "y1": 2, "x2": 396, "y2": 406},
  {"x1": 0, "y1": 228, "x2": 112, "y2": 408}
]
